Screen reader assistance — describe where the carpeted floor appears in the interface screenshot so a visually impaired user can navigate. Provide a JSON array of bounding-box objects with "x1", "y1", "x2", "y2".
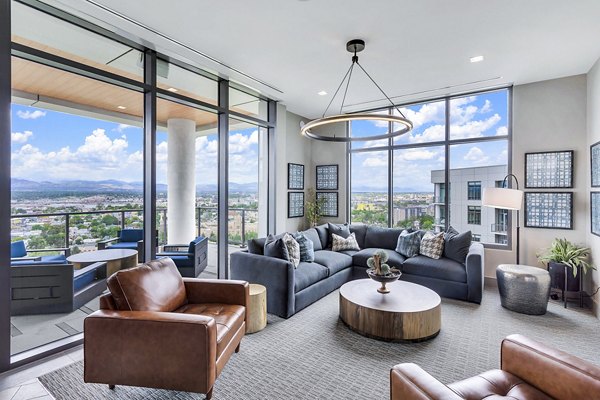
[{"x1": 40, "y1": 285, "x2": 600, "y2": 399}]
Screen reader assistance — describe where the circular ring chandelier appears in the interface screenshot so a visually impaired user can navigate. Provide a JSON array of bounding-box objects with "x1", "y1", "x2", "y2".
[{"x1": 300, "y1": 39, "x2": 413, "y2": 142}]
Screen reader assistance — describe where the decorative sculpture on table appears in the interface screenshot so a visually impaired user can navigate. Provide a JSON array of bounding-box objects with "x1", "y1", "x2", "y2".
[{"x1": 366, "y1": 249, "x2": 401, "y2": 293}]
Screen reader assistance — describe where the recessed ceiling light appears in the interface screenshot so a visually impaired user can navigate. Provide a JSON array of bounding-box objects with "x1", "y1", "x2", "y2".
[
  {"x1": 470, "y1": 55, "x2": 484, "y2": 63},
  {"x1": 167, "y1": 87, "x2": 178, "y2": 92},
  {"x1": 318, "y1": 91, "x2": 328, "y2": 96},
  {"x1": 117, "y1": 105, "x2": 127, "y2": 110}
]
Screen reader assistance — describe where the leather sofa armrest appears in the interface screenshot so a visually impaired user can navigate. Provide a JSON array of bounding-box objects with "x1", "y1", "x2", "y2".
[
  {"x1": 465, "y1": 242, "x2": 484, "y2": 304},
  {"x1": 391, "y1": 364, "x2": 463, "y2": 400},
  {"x1": 501, "y1": 334, "x2": 600, "y2": 399},
  {"x1": 84, "y1": 310, "x2": 217, "y2": 392},
  {"x1": 183, "y1": 278, "x2": 249, "y2": 309}
]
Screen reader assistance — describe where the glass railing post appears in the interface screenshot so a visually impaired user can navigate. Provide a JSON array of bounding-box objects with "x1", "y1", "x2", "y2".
[{"x1": 65, "y1": 213, "x2": 70, "y2": 249}]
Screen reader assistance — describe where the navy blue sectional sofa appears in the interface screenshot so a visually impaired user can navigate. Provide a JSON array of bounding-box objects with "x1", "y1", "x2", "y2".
[{"x1": 230, "y1": 224, "x2": 484, "y2": 318}]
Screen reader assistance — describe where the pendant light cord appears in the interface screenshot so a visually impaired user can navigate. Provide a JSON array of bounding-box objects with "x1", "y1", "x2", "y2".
[
  {"x1": 355, "y1": 61, "x2": 408, "y2": 119},
  {"x1": 322, "y1": 63, "x2": 354, "y2": 118}
]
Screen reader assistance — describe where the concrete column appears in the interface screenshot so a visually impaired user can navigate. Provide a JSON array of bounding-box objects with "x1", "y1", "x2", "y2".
[{"x1": 167, "y1": 118, "x2": 196, "y2": 244}]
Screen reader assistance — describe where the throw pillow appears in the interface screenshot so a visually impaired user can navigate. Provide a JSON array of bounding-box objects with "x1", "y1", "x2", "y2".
[
  {"x1": 328, "y1": 223, "x2": 351, "y2": 248},
  {"x1": 293, "y1": 232, "x2": 315, "y2": 262},
  {"x1": 395, "y1": 229, "x2": 425, "y2": 258},
  {"x1": 283, "y1": 233, "x2": 301, "y2": 268},
  {"x1": 247, "y1": 237, "x2": 266, "y2": 255},
  {"x1": 420, "y1": 231, "x2": 445, "y2": 259},
  {"x1": 443, "y1": 226, "x2": 472, "y2": 264},
  {"x1": 264, "y1": 234, "x2": 290, "y2": 261},
  {"x1": 331, "y1": 232, "x2": 360, "y2": 252}
]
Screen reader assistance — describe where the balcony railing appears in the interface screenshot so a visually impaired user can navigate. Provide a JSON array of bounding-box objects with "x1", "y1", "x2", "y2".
[
  {"x1": 491, "y1": 223, "x2": 508, "y2": 234},
  {"x1": 11, "y1": 206, "x2": 257, "y2": 252}
]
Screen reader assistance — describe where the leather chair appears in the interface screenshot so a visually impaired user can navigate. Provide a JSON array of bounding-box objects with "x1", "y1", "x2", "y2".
[
  {"x1": 391, "y1": 334, "x2": 600, "y2": 400},
  {"x1": 84, "y1": 258, "x2": 249, "y2": 399}
]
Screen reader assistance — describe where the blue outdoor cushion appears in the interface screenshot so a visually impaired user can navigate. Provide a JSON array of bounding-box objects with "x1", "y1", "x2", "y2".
[
  {"x1": 107, "y1": 242, "x2": 138, "y2": 250},
  {"x1": 74, "y1": 269, "x2": 96, "y2": 292},
  {"x1": 187, "y1": 236, "x2": 205, "y2": 254},
  {"x1": 41, "y1": 254, "x2": 67, "y2": 264},
  {"x1": 119, "y1": 229, "x2": 143, "y2": 243},
  {"x1": 11, "y1": 241, "x2": 27, "y2": 258},
  {"x1": 169, "y1": 255, "x2": 194, "y2": 268},
  {"x1": 294, "y1": 262, "x2": 328, "y2": 293}
]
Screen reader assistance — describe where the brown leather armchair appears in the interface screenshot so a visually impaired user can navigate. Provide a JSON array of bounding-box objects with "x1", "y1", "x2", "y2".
[
  {"x1": 84, "y1": 258, "x2": 249, "y2": 399},
  {"x1": 391, "y1": 334, "x2": 600, "y2": 400}
]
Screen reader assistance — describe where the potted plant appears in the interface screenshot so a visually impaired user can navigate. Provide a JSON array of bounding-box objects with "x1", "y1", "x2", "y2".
[
  {"x1": 537, "y1": 238, "x2": 594, "y2": 292},
  {"x1": 366, "y1": 250, "x2": 401, "y2": 294},
  {"x1": 305, "y1": 189, "x2": 325, "y2": 227}
]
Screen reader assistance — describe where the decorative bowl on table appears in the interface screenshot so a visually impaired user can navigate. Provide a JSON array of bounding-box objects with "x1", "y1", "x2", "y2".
[{"x1": 366, "y1": 269, "x2": 401, "y2": 294}]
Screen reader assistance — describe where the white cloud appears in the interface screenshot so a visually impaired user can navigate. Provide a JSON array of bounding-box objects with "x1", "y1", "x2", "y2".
[
  {"x1": 450, "y1": 113, "x2": 501, "y2": 139},
  {"x1": 11, "y1": 131, "x2": 33, "y2": 144},
  {"x1": 496, "y1": 126, "x2": 508, "y2": 136},
  {"x1": 396, "y1": 149, "x2": 439, "y2": 161},
  {"x1": 463, "y1": 146, "x2": 490, "y2": 164},
  {"x1": 115, "y1": 124, "x2": 134, "y2": 133},
  {"x1": 480, "y1": 99, "x2": 492, "y2": 114},
  {"x1": 399, "y1": 102, "x2": 444, "y2": 130},
  {"x1": 16, "y1": 110, "x2": 46, "y2": 120}
]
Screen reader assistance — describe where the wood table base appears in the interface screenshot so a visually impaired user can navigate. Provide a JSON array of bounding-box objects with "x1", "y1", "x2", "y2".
[{"x1": 339, "y1": 279, "x2": 441, "y2": 342}]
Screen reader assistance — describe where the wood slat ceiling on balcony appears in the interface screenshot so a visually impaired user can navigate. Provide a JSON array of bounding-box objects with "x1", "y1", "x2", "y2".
[{"x1": 11, "y1": 56, "x2": 219, "y2": 127}]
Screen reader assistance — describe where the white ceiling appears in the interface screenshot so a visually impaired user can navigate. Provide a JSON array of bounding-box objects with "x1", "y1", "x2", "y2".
[{"x1": 50, "y1": 0, "x2": 600, "y2": 119}]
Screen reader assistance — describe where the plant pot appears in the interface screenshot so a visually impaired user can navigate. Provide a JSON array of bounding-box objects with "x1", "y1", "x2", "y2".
[{"x1": 548, "y1": 261, "x2": 581, "y2": 292}]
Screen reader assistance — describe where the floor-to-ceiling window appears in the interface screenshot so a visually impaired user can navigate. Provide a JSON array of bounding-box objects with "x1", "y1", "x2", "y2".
[
  {"x1": 3, "y1": 0, "x2": 275, "y2": 368},
  {"x1": 349, "y1": 89, "x2": 511, "y2": 246}
]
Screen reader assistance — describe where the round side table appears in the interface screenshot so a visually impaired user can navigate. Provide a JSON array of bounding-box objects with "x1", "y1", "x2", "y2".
[
  {"x1": 496, "y1": 264, "x2": 551, "y2": 315},
  {"x1": 247, "y1": 284, "x2": 267, "y2": 334}
]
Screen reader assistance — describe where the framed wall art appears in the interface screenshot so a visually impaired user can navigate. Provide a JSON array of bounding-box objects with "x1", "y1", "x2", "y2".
[
  {"x1": 591, "y1": 141, "x2": 600, "y2": 187},
  {"x1": 316, "y1": 164, "x2": 338, "y2": 190},
  {"x1": 524, "y1": 192, "x2": 573, "y2": 230},
  {"x1": 592, "y1": 192, "x2": 600, "y2": 237},
  {"x1": 524, "y1": 150, "x2": 573, "y2": 188},
  {"x1": 288, "y1": 163, "x2": 304, "y2": 190},
  {"x1": 288, "y1": 192, "x2": 304, "y2": 218},
  {"x1": 316, "y1": 192, "x2": 338, "y2": 217}
]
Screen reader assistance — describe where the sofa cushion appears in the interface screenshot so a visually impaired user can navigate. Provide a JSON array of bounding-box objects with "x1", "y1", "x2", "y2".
[
  {"x1": 332, "y1": 232, "x2": 360, "y2": 252},
  {"x1": 314, "y1": 224, "x2": 329, "y2": 249},
  {"x1": 107, "y1": 258, "x2": 187, "y2": 312},
  {"x1": 40, "y1": 254, "x2": 67, "y2": 264},
  {"x1": 283, "y1": 233, "x2": 300, "y2": 268},
  {"x1": 402, "y1": 255, "x2": 467, "y2": 283},
  {"x1": 107, "y1": 242, "x2": 138, "y2": 250},
  {"x1": 395, "y1": 230, "x2": 425, "y2": 258},
  {"x1": 352, "y1": 248, "x2": 405, "y2": 269},
  {"x1": 420, "y1": 231, "x2": 445, "y2": 259},
  {"x1": 328, "y1": 223, "x2": 350, "y2": 247},
  {"x1": 301, "y1": 228, "x2": 322, "y2": 252},
  {"x1": 364, "y1": 226, "x2": 404, "y2": 250},
  {"x1": 10, "y1": 241, "x2": 27, "y2": 258},
  {"x1": 119, "y1": 229, "x2": 143, "y2": 243},
  {"x1": 443, "y1": 226, "x2": 472, "y2": 264},
  {"x1": 294, "y1": 262, "x2": 329, "y2": 292},
  {"x1": 293, "y1": 232, "x2": 315, "y2": 262},
  {"x1": 247, "y1": 237, "x2": 266, "y2": 255},
  {"x1": 175, "y1": 303, "x2": 245, "y2": 357},
  {"x1": 168, "y1": 254, "x2": 194, "y2": 268},
  {"x1": 313, "y1": 250, "x2": 353, "y2": 275},
  {"x1": 349, "y1": 224, "x2": 368, "y2": 249},
  {"x1": 264, "y1": 234, "x2": 290, "y2": 261}
]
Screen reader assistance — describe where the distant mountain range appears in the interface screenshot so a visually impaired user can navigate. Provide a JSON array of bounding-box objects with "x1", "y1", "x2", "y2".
[{"x1": 11, "y1": 178, "x2": 258, "y2": 193}]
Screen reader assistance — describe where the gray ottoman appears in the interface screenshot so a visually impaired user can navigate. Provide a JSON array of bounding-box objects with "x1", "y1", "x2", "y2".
[{"x1": 496, "y1": 264, "x2": 551, "y2": 315}]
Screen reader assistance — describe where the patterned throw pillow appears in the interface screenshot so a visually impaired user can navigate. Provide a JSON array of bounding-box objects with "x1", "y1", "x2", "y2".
[
  {"x1": 395, "y1": 230, "x2": 425, "y2": 258},
  {"x1": 331, "y1": 232, "x2": 360, "y2": 252},
  {"x1": 293, "y1": 232, "x2": 315, "y2": 262},
  {"x1": 420, "y1": 231, "x2": 445, "y2": 259},
  {"x1": 283, "y1": 233, "x2": 300, "y2": 268}
]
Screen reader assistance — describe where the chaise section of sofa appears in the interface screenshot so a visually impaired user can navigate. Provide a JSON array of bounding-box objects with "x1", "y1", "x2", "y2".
[{"x1": 230, "y1": 223, "x2": 485, "y2": 318}]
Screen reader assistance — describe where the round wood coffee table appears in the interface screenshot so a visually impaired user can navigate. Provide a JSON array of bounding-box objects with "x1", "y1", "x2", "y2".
[
  {"x1": 339, "y1": 279, "x2": 441, "y2": 342},
  {"x1": 67, "y1": 249, "x2": 138, "y2": 277}
]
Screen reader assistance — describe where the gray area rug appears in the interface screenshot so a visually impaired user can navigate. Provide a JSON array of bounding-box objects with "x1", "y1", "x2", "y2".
[{"x1": 40, "y1": 286, "x2": 600, "y2": 399}]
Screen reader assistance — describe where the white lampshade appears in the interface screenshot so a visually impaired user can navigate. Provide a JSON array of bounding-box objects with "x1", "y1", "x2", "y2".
[{"x1": 482, "y1": 187, "x2": 523, "y2": 210}]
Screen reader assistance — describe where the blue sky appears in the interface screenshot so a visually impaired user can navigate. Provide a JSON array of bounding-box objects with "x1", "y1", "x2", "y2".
[
  {"x1": 11, "y1": 104, "x2": 260, "y2": 185},
  {"x1": 351, "y1": 90, "x2": 509, "y2": 192}
]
